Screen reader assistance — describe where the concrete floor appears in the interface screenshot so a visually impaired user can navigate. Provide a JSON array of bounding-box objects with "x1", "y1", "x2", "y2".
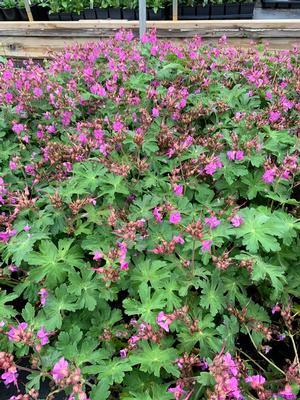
[
  {"x1": 254, "y1": 0, "x2": 300, "y2": 19},
  {"x1": 254, "y1": 7, "x2": 300, "y2": 18}
]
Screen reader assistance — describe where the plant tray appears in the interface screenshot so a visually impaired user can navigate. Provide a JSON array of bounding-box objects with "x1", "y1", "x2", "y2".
[{"x1": 178, "y1": 2, "x2": 254, "y2": 19}]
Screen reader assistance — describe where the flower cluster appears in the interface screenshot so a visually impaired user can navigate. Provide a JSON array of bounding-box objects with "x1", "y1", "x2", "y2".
[{"x1": 0, "y1": 30, "x2": 299, "y2": 400}]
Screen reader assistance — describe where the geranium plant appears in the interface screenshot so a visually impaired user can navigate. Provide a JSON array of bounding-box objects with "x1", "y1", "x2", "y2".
[{"x1": 0, "y1": 31, "x2": 299, "y2": 400}]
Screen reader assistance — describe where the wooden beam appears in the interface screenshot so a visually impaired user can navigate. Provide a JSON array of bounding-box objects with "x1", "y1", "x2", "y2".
[
  {"x1": 0, "y1": 20, "x2": 299, "y2": 58},
  {"x1": 0, "y1": 20, "x2": 300, "y2": 32}
]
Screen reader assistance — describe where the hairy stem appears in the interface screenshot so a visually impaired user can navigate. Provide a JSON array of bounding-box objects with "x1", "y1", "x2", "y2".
[{"x1": 245, "y1": 325, "x2": 285, "y2": 375}]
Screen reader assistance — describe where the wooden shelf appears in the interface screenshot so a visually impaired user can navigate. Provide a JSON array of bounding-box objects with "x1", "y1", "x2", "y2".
[{"x1": 0, "y1": 20, "x2": 299, "y2": 58}]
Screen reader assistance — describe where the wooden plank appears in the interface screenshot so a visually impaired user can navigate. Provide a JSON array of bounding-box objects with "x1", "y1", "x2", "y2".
[
  {"x1": 0, "y1": 20, "x2": 299, "y2": 58},
  {"x1": 0, "y1": 20, "x2": 300, "y2": 33},
  {"x1": 0, "y1": 36, "x2": 298, "y2": 59}
]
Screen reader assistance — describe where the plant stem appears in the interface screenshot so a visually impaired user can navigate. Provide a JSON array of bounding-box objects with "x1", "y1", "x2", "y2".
[
  {"x1": 15, "y1": 364, "x2": 38, "y2": 374},
  {"x1": 245, "y1": 325, "x2": 285, "y2": 375},
  {"x1": 237, "y1": 348, "x2": 267, "y2": 373},
  {"x1": 288, "y1": 332, "x2": 299, "y2": 367},
  {"x1": 191, "y1": 238, "x2": 196, "y2": 276},
  {"x1": 46, "y1": 389, "x2": 62, "y2": 400}
]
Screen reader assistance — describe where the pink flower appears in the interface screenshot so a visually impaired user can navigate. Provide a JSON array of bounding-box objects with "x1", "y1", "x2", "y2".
[
  {"x1": 9, "y1": 161, "x2": 17, "y2": 170},
  {"x1": 153, "y1": 207, "x2": 162, "y2": 223},
  {"x1": 245, "y1": 375, "x2": 266, "y2": 388},
  {"x1": 235, "y1": 150, "x2": 244, "y2": 161},
  {"x1": 23, "y1": 225, "x2": 31, "y2": 232},
  {"x1": 224, "y1": 352, "x2": 238, "y2": 376},
  {"x1": 37, "y1": 326, "x2": 49, "y2": 346},
  {"x1": 8, "y1": 323, "x2": 28, "y2": 342},
  {"x1": 157, "y1": 311, "x2": 173, "y2": 332},
  {"x1": 280, "y1": 96, "x2": 294, "y2": 112},
  {"x1": 262, "y1": 169, "x2": 276, "y2": 184},
  {"x1": 204, "y1": 157, "x2": 222, "y2": 176},
  {"x1": 173, "y1": 184, "x2": 183, "y2": 196},
  {"x1": 118, "y1": 242, "x2": 128, "y2": 270},
  {"x1": 205, "y1": 216, "x2": 220, "y2": 229},
  {"x1": 276, "y1": 384, "x2": 297, "y2": 400},
  {"x1": 152, "y1": 108, "x2": 160, "y2": 117},
  {"x1": 230, "y1": 215, "x2": 244, "y2": 227},
  {"x1": 227, "y1": 151, "x2": 236, "y2": 161},
  {"x1": 12, "y1": 123, "x2": 24, "y2": 135},
  {"x1": 93, "y1": 251, "x2": 103, "y2": 261},
  {"x1": 227, "y1": 150, "x2": 244, "y2": 161},
  {"x1": 272, "y1": 303, "x2": 281, "y2": 314},
  {"x1": 227, "y1": 377, "x2": 242, "y2": 399},
  {"x1": 112, "y1": 121, "x2": 124, "y2": 132},
  {"x1": 52, "y1": 357, "x2": 69, "y2": 382},
  {"x1": 5, "y1": 92, "x2": 13, "y2": 103},
  {"x1": 173, "y1": 235, "x2": 185, "y2": 244},
  {"x1": 201, "y1": 240, "x2": 212, "y2": 253},
  {"x1": 8, "y1": 264, "x2": 18, "y2": 272},
  {"x1": 281, "y1": 170, "x2": 290, "y2": 180},
  {"x1": 120, "y1": 349, "x2": 128, "y2": 358},
  {"x1": 168, "y1": 384, "x2": 186, "y2": 400},
  {"x1": 265, "y1": 90, "x2": 272, "y2": 99},
  {"x1": 1, "y1": 367, "x2": 18, "y2": 386},
  {"x1": 3, "y1": 70, "x2": 12, "y2": 80},
  {"x1": 39, "y1": 288, "x2": 48, "y2": 306},
  {"x1": 120, "y1": 261, "x2": 129, "y2": 271},
  {"x1": 269, "y1": 111, "x2": 281, "y2": 123},
  {"x1": 169, "y1": 211, "x2": 181, "y2": 225},
  {"x1": 78, "y1": 133, "x2": 88, "y2": 144},
  {"x1": 90, "y1": 83, "x2": 106, "y2": 97},
  {"x1": 33, "y1": 87, "x2": 43, "y2": 98}
]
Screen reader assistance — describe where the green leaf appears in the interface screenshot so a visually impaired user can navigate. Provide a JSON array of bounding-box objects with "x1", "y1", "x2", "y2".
[
  {"x1": 234, "y1": 208, "x2": 281, "y2": 253},
  {"x1": 0, "y1": 290, "x2": 17, "y2": 320},
  {"x1": 99, "y1": 174, "x2": 129, "y2": 203},
  {"x1": 89, "y1": 380, "x2": 110, "y2": 400},
  {"x1": 83, "y1": 359, "x2": 132, "y2": 385},
  {"x1": 130, "y1": 342, "x2": 179, "y2": 377},
  {"x1": 26, "y1": 239, "x2": 83, "y2": 288},
  {"x1": 56, "y1": 326, "x2": 83, "y2": 360},
  {"x1": 251, "y1": 257, "x2": 286, "y2": 298},
  {"x1": 3, "y1": 231, "x2": 48, "y2": 265},
  {"x1": 131, "y1": 257, "x2": 171, "y2": 289},
  {"x1": 199, "y1": 271, "x2": 225, "y2": 317},
  {"x1": 42, "y1": 285, "x2": 77, "y2": 330},
  {"x1": 123, "y1": 283, "x2": 166, "y2": 324},
  {"x1": 21, "y1": 303, "x2": 35, "y2": 322},
  {"x1": 68, "y1": 267, "x2": 99, "y2": 311},
  {"x1": 217, "y1": 316, "x2": 239, "y2": 352},
  {"x1": 178, "y1": 313, "x2": 221, "y2": 356}
]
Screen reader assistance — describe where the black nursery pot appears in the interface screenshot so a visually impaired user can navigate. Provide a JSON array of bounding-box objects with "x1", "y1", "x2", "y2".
[
  {"x1": 210, "y1": 4, "x2": 225, "y2": 16},
  {"x1": 2, "y1": 7, "x2": 19, "y2": 21},
  {"x1": 122, "y1": 8, "x2": 137, "y2": 19},
  {"x1": 225, "y1": 2, "x2": 240, "y2": 14},
  {"x1": 83, "y1": 8, "x2": 97, "y2": 19},
  {"x1": 48, "y1": 12, "x2": 60, "y2": 20},
  {"x1": 180, "y1": 5, "x2": 196, "y2": 16},
  {"x1": 240, "y1": 2, "x2": 254, "y2": 15},
  {"x1": 196, "y1": 4, "x2": 210, "y2": 18},
  {"x1": 0, "y1": 9, "x2": 4, "y2": 20},
  {"x1": 59, "y1": 12, "x2": 73, "y2": 20},
  {"x1": 147, "y1": 8, "x2": 165, "y2": 20},
  {"x1": 17, "y1": 7, "x2": 29, "y2": 20},
  {"x1": 32, "y1": 5, "x2": 50, "y2": 20},
  {"x1": 95, "y1": 7, "x2": 109, "y2": 18},
  {"x1": 71, "y1": 12, "x2": 81, "y2": 20},
  {"x1": 108, "y1": 7, "x2": 122, "y2": 18}
]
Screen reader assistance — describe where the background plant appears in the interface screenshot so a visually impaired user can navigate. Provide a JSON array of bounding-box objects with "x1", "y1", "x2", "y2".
[{"x1": 0, "y1": 31, "x2": 299, "y2": 400}]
